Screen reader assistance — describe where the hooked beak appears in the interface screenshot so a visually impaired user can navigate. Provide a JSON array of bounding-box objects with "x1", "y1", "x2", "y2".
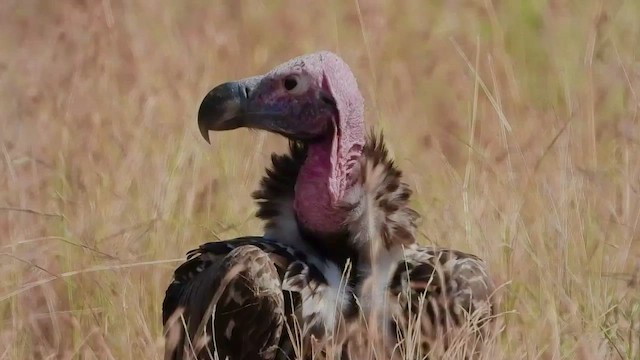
[
  {"x1": 198, "y1": 75, "x2": 302, "y2": 144},
  {"x1": 197, "y1": 77, "x2": 260, "y2": 143},
  {"x1": 198, "y1": 76, "x2": 334, "y2": 144}
]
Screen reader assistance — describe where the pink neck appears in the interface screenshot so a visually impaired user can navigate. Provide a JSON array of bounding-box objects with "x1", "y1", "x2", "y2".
[{"x1": 293, "y1": 136, "x2": 361, "y2": 235}]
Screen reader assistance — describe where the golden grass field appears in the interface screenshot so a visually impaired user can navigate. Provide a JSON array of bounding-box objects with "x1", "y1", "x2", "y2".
[{"x1": 1, "y1": 0, "x2": 640, "y2": 358}]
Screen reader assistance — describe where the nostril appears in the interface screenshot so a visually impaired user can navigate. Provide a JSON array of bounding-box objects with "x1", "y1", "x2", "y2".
[{"x1": 243, "y1": 85, "x2": 251, "y2": 99}]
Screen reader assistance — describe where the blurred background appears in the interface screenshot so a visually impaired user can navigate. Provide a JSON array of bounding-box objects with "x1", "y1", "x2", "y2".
[{"x1": 1, "y1": 0, "x2": 639, "y2": 358}]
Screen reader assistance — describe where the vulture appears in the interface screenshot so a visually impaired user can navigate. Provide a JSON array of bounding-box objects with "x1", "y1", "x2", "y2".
[{"x1": 163, "y1": 51, "x2": 497, "y2": 360}]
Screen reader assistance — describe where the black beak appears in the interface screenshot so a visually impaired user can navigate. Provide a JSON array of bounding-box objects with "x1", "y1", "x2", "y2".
[{"x1": 197, "y1": 76, "x2": 263, "y2": 143}]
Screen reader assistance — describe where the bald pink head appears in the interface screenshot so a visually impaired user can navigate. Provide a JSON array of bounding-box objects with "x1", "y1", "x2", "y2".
[
  {"x1": 198, "y1": 51, "x2": 366, "y2": 235},
  {"x1": 285, "y1": 52, "x2": 366, "y2": 235}
]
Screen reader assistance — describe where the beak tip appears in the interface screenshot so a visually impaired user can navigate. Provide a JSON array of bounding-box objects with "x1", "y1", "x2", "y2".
[
  {"x1": 197, "y1": 80, "x2": 258, "y2": 143},
  {"x1": 198, "y1": 120, "x2": 211, "y2": 144}
]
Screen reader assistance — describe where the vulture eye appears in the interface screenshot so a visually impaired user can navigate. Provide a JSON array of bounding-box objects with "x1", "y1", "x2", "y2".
[
  {"x1": 283, "y1": 74, "x2": 309, "y2": 95},
  {"x1": 284, "y1": 77, "x2": 297, "y2": 90}
]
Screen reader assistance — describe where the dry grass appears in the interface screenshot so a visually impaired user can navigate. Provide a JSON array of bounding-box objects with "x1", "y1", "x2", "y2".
[{"x1": 1, "y1": 0, "x2": 639, "y2": 358}]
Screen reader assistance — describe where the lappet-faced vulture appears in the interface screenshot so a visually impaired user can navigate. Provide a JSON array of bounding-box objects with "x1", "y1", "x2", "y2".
[{"x1": 163, "y1": 51, "x2": 497, "y2": 360}]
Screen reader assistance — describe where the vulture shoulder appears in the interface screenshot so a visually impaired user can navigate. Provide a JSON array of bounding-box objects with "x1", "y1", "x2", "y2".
[
  {"x1": 385, "y1": 245, "x2": 496, "y2": 358},
  {"x1": 162, "y1": 236, "x2": 331, "y2": 360}
]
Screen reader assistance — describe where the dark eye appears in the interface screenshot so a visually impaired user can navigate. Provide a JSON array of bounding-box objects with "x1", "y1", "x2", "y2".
[
  {"x1": 284, "y1": 77, "x2": 298, "y2": 91},
  {"x1": 283, "y1": 74, "x2": 310, "y2": 95}
]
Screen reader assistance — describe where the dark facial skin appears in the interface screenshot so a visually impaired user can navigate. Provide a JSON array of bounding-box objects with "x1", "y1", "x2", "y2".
[{"x1": 198, "y1": 71, "x2": 337, "y2": 144}]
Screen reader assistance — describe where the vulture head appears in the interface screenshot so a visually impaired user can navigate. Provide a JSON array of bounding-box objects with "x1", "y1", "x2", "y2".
[{"x1": 198, "y1": 51, "x2": 366, "y2": 236}]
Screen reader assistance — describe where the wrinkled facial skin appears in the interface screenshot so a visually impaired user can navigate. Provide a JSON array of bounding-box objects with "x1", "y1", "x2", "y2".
[
  {"x1": 198, "y1": 59, "x2": 338, "y2": 143},
  {"x1": 199, "y1": 51, "x2": 367, "y2": 236}
]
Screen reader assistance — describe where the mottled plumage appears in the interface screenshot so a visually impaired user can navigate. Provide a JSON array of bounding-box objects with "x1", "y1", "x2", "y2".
[
  {"x1": 163, "y1": 237, "x2": 336, "y2": 360},
  {"x1": 164, "y1": 50, "x2": 497, "y2": 360},
  {"x1": 251, "y1": 133, "x2": 497, "y2": 358}
]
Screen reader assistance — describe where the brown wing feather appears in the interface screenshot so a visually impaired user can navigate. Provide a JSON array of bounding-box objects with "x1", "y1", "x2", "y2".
[
  {"x1": 388, "y1": 246, "x2": 496, "y2": 358},
  {"x1": 163, "y1": 244, "x2": 285, "y2": 360},
  {"x1": 163, "y1": 236, "x2": 342, "y2": 360}
]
